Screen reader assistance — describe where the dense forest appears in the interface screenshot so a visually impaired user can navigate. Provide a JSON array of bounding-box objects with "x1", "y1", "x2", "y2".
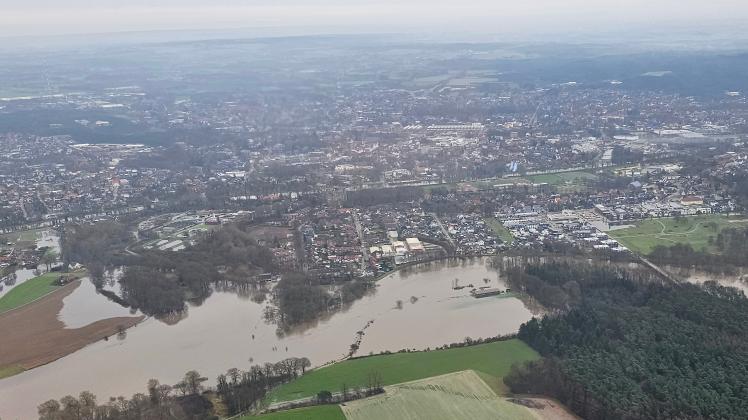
[
  {"x1": 61, "y1": 221, "x2": 132, "y2": 278},
  {"x1": 648, "y1": 227, "x2": 748, "y2": 274},
  {"x1": 503, "y1": 261, "x2": 748, "y2": 420}
]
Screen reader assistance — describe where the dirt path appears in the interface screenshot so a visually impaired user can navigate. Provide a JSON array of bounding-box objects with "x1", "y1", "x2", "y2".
[{"x1": 0, "y1": 280, "x2": 143, "y2": 372}]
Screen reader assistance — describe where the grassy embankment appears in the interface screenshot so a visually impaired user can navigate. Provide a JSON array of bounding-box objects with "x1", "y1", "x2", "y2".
[
  {"x1": 0, "y1": 271, "x2": 86, "y2": 314},
  {"x1": 608, "y1": 215, "x2": 748, "y2": 255}
]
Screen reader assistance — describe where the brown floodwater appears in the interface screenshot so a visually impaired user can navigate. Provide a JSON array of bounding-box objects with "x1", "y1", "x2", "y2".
[{"x1": 0, "y1": 257, "x2": 535, "y2": 419}]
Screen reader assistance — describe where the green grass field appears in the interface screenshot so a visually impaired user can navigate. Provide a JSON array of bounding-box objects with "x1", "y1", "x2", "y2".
[
  {"x1": 245, "y1": 405, "x2": 346, "y2": 420},
  {"x1": 608, "y1": 215, "x2": 748, "y2": 255},
  {"x1": 268, "y1": 339, "x2": 538, "y2": 404},
  {"x1": 484, "y1": 218, "x2": 514, "y2": 244},
  {"x1": 0, "y1": 271, "x2": 83, "y2": 314}
]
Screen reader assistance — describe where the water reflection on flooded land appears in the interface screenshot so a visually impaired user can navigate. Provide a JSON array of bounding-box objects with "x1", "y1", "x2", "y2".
[
  {"x1": 58, "y1": 278, "x2": 138, "y2": 329},
  {"x1": 0, "y1": 257, "x2": 536, "y2": 420}
]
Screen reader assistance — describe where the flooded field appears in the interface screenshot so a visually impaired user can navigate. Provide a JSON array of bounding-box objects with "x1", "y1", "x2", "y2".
[
  {"x1": 664, "y1": 265, "x2": 748, "y2": 294},
  {"x1": 0, "y1": 257, "x2": 536, "y2": 419},
  {"x1": 58, "y1": 278, "x2": 136, "y2": 328}
]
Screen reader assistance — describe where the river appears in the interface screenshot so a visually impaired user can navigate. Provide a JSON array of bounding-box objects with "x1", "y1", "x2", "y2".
[{"x1": 0, "y1": 257, "x2": 535, "y2": 419}]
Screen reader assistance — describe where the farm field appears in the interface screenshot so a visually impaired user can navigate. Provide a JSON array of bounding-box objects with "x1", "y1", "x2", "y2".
[
  {"x1": 341, "y1": 370, "x2": 535, "y2": 420},
  {"x1": 267, "y1": 339, "x2": 538, "y2": 404},
  {"x1": 247, "y1": 405, "x2": 346, "y2": 420},
  {"x1": 608, "y1": 215, "x2": 748, "y2": 255},
  {"x1": 0, "y1": 271, "x2": 86, "y2": 314}
]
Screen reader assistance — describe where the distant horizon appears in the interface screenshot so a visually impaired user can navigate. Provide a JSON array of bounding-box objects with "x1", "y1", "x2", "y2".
[
  {"x1": 2, "y1": 0, "x2": 748, "y2": 41},
  {"x1": 4, "y1": 20, "x2": 748, "y2": 52}
]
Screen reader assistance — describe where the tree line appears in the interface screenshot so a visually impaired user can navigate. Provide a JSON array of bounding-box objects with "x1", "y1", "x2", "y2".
[
  {"x1": 216, "y1": 357, "x2": 311, "y2": 415},
  {"x1": 38, "y1": 372, "x2": 214, "y2": 420},
  {"x1": 37, "y1": 357, "x2": 313, "y2": 420}
]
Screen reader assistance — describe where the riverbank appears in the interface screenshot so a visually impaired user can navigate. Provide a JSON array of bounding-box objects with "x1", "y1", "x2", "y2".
[{"x1": 0, "y1": 279, "x2": 143, "y2": 378}]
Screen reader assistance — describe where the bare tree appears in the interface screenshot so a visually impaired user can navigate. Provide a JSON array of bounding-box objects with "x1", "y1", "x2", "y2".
[
  {"x1": 366, "y1": 371, "x2": 384, "y2": 395},
  {"x1": 341, "y1": 383, "x2": 350, "y2": 402}
]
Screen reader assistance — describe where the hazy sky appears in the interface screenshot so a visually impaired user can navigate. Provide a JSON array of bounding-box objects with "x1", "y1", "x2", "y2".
[{"x1": 2, "y1": 0, "x2": 748, "y2": 38}]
